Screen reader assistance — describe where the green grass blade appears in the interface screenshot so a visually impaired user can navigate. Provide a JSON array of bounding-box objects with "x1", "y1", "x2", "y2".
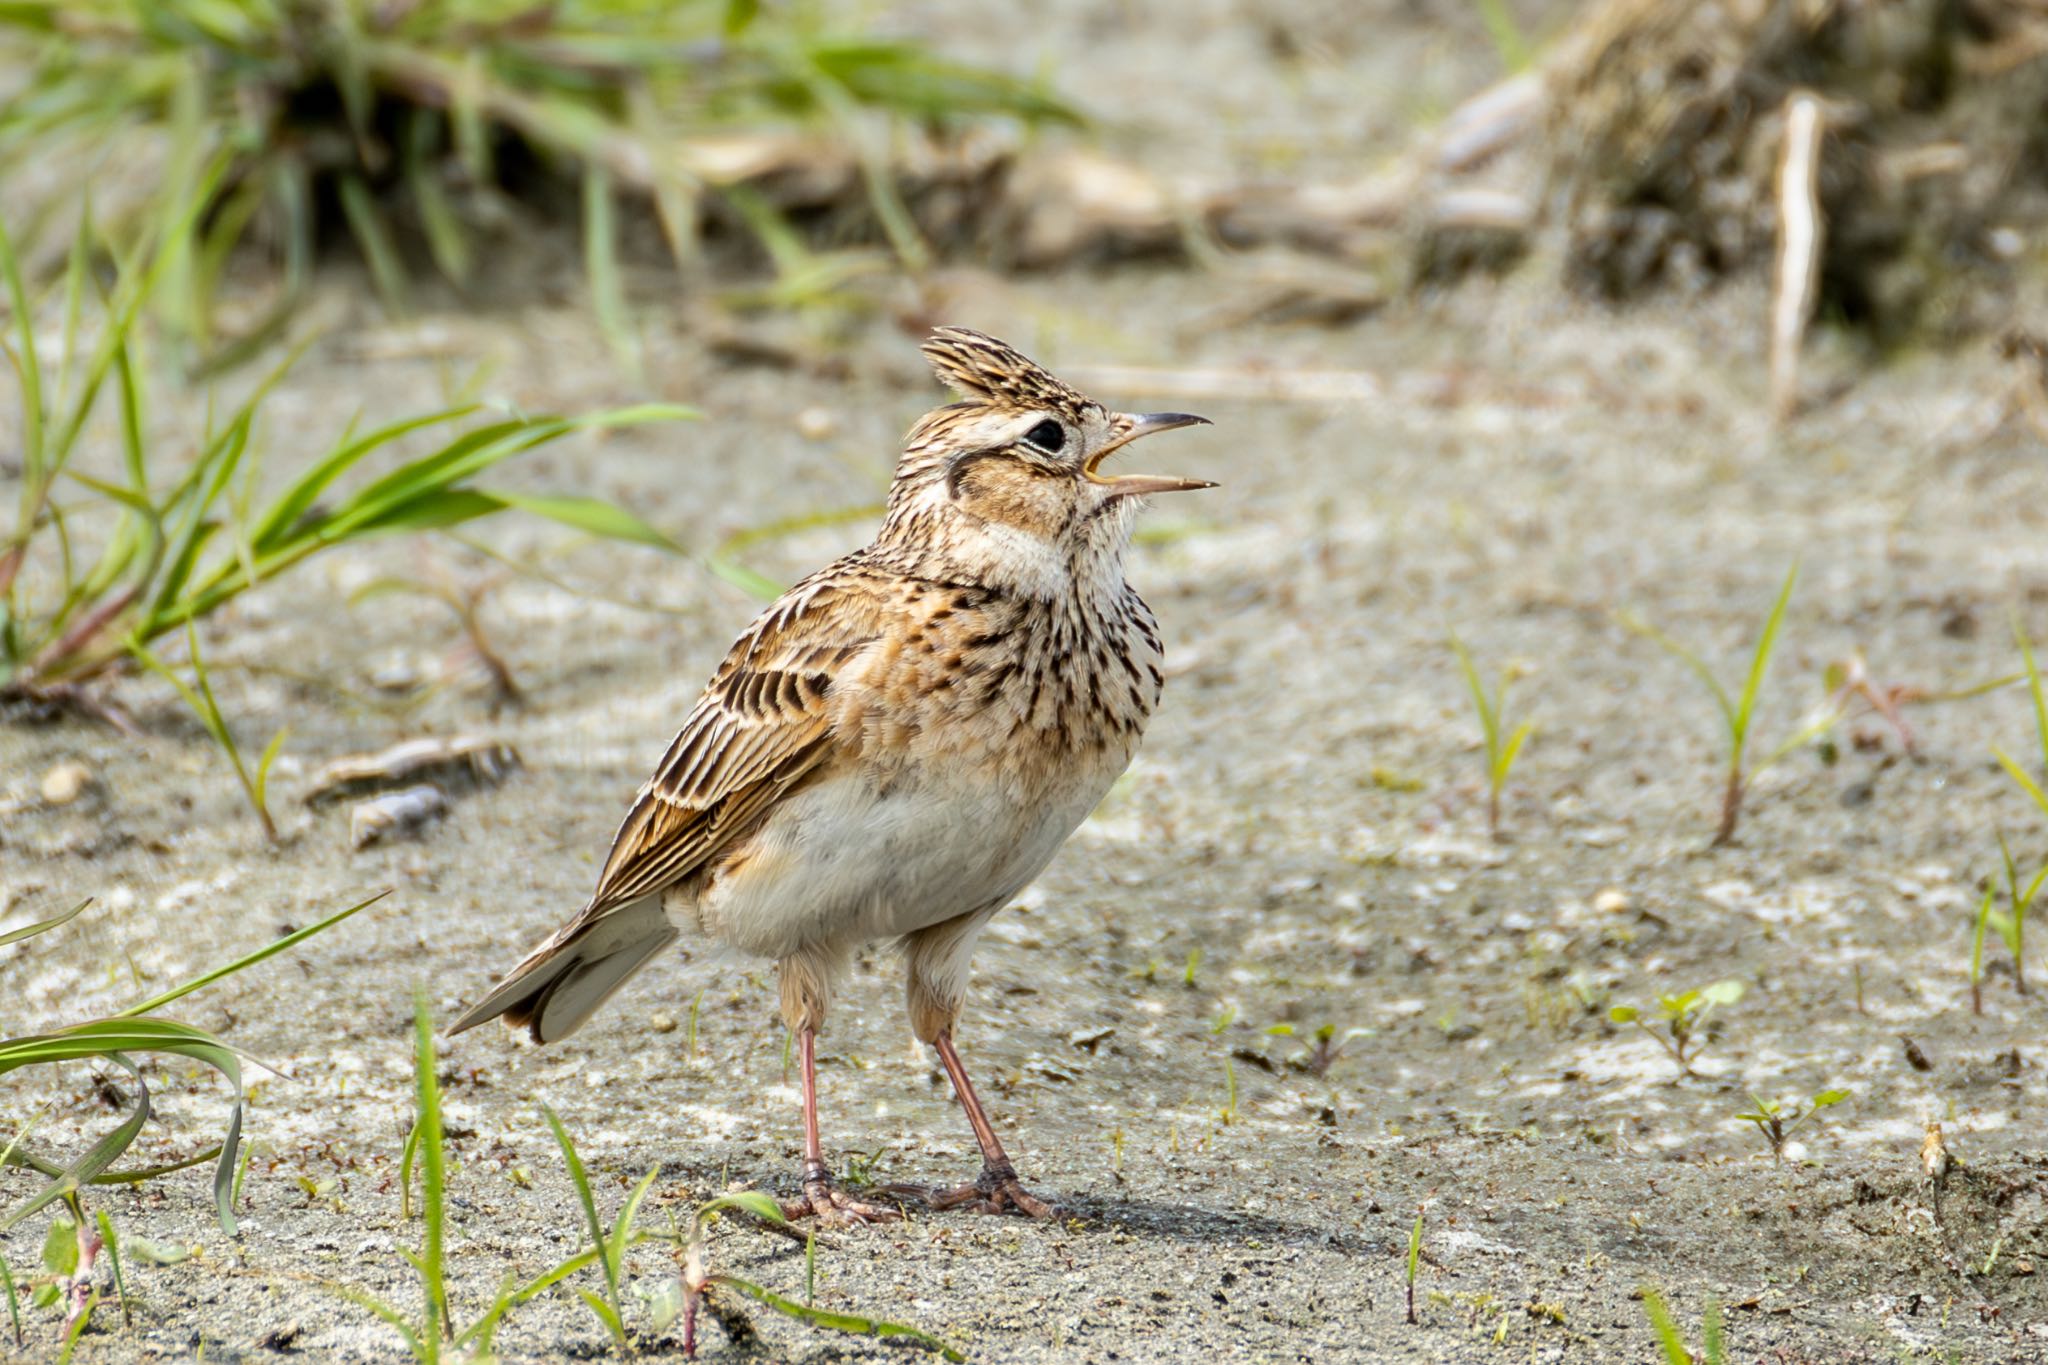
[
  {"x1": 1732, "y1": 563, "x2": 1798, "y2": 753},
  {"x1": 1, "y1": 1250, "x2": 20, "y2": 1346},
  {"x1": 253, "y1": 726, "x2": 289, "y2": 820},
  {"x1": 338, "y1": 172, "x2": 410, "y2": 316},
  {"x1": 0, "y1": 897, "x2": 90, "y2": 949},
  {"x1": 2017, "y1": 618, "x2": 2048, "y2": 777},
  {"x1": 1448, "y1": 632, "x2": 1498, "y2": 754},
  {"x1": 582, "y1": 164, "x2": 637, "y2": 371},
  {"x1": 0, "y1": 1053, "x2": 148, "y2": 1231},
  {"x1": 247, "y1": 406, "x2": 479, "y2": 553},
  {"x1": 477, "y1": 490, "x2": 682, "y2": 552},
  {"x1": 2, "y1": 1140, "x2": 223, "y2": 1186},
  {"x1": 605, "y1": 1164, "x2": 660, "y2": 1307},
  {"x1": 1993, "y1": 747, "x2": 2048, "y2": 822},
  {"x1": 1972, "y1": 886, "x2": 1994, "y2": 990},
  {"x1": 129, "y1": 625, "x2": 269, "y2": 837},
  {"x1": 211, "y1": 1095, "x2": 244, "y2": 1236},
  {"x1": 1640, "y1": 1287, "x2": 1693, "y2": 1365},
  {"x1": 453, "y1": 1245, "x2": 605, "y2": 1350},
  {"x1": 576, "y1": 1287, "x2": 626, "y2": 1345},
  {"x1": 709, "y1": 1274, "x2": 965, "y2": 1361},
  {"x1": 539, "y1": 1102, "x2": 609, "y2": 1286},
  {"x1": 1622, "y1": 610, "x2": 1737, "y2": 738},
  {"x1": 117, "y1": 891, "x2": 381, "y2": 1018},
  {"x1": 411, "y1": 995, "x2": 449, "y2": 1346},
  {"x1": 94, "y1": 1211, "x2": 130, "y2": 1326},
  {"x1": 405, "y1": 110, "x2": 470, "y2": 288},
  {"x1": 1700, "y1": 1297, "x2": 1723, "y2": 1364},
  {"x1": 333, "y1": 1284, "x2": 428, "y2": 1361},
  {"x1": 1498, "y1": 721, "x2": 1534, "y2": 785},
  {"x1": 400, "y1": 1117, "x2": 420, "y2": 1221},
  {"x1": 0, "y1": 211, "x2": 44, "y2": 491},
  {"x1": 694, "y1": 1191, "x2": 790, "y2": 1231}
]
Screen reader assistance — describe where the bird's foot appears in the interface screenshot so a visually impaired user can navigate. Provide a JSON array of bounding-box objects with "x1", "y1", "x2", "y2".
[
  {"x1": 883, "y1": 1162, "x2": 1056, "y2": 1219},
  {"x1": 779, "y1": 1163, "x2": 904, "y2": 1226}
]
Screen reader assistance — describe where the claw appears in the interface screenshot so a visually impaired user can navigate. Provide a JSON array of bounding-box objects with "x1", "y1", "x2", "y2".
[
  {"x1": 779, "y1": 1166, "x2": 905, "y2": 1226},
  {"x1": 883, "y1": 1164, "x2": 1055, "y2": 1219}
]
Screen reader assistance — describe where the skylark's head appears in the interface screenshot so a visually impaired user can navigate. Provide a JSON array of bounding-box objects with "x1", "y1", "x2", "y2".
[{"x1": 878, "y1": 327, "x2": 1212, "y2": 579}]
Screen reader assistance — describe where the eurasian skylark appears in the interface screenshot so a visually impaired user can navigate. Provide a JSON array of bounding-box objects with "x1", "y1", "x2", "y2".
[{"x1": 451, "y1": 327, "x2": 1213, "y2": 1222}]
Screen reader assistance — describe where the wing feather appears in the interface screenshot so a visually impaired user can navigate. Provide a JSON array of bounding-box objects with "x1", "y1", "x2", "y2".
[{"x1": 569, "y1": 577, "x2": 879, "y2": 927}]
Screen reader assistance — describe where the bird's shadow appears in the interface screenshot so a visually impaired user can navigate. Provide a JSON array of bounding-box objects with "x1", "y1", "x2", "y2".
[
  {"x1": 1054, "y1": 1189, "x2": 1386, "y2": 1256},
  {"x1": 659, "y1": 1158, "x2": 1385, "y2": 1256}
]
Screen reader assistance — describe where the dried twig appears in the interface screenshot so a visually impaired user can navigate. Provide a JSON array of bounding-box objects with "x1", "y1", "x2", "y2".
[{"x1": 1770, "y1": 92, "x2": 1825, "y2": 425}]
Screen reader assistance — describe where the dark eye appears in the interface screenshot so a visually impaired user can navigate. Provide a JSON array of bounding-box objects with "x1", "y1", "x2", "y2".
[{"x1": 1021, "y1": 419, "x2": 1065, "y2": 453}]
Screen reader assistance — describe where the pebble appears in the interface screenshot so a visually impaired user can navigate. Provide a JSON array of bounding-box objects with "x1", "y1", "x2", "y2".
[
  {"x1": 349, "y1": 784, "x2": 447, "y2": 849},
  {"x1": 650, "y1": 1011, "x2": 678, "y2": 1033},
  {"x1": 1592, "y1": 887, "x2": 1629, "y2": 915},
  {"x1": 40, "y1": 760, "x2": 92, "y2": 805},
  {"x1": 795, "y1": 406, "x2": 837, "y2": 440}
]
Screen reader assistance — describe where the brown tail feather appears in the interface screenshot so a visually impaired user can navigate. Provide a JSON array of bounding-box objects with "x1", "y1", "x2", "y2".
[{"x1": 448, "y1": 895, "x2": 677, "y2": 1043}]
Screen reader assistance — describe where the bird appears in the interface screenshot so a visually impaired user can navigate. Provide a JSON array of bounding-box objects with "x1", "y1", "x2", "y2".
[{"x1": 449, "y1": 326, "x2": 1214, "y2": 1223}]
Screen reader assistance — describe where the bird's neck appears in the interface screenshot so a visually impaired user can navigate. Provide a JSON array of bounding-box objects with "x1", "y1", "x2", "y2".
[{"x1": 869, "y1": 507, "x2": 1134, "y2": 608}]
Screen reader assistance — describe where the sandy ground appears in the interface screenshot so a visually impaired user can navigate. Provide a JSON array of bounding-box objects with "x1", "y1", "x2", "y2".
[{"x1": 7, "y1": 2, "x2": 2048, "y2": 1362}]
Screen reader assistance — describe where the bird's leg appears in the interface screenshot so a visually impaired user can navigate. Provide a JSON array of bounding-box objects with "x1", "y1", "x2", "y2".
[
  {"x1": 779, "y1": 1025, "x2": 901, "y2": 1226},
  {"x1": 900, "y1": 1029, "x2": 1054, "y2": 1218}
]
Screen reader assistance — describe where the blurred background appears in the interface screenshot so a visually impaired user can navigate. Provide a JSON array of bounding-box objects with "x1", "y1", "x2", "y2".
[{"x1": 6, "y1": 2, "x2": 2048, "y2": 1361}]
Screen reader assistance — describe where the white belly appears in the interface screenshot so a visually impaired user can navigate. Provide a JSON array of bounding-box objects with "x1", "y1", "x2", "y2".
[{"x1": 672, "y1": 757, "x2": 1119, "y2": 961}]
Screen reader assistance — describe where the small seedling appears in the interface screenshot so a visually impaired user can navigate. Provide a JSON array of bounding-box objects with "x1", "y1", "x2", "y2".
[
  {"x1": 1289, "y1": 1022, "x2": 1367, "y2": 1076},
  {"x1": 1609, "y1": 981, "x2": 1744, "y2": 1076},
  {"x1": 1641, "y1": 1287, "x2": 1724, "y2": 1365},
  {"x1": 1735, "y1": 1088, "x2": 1849, "y2": 1162},
  {"x1": 1448, "y1": 632, "x2": 1534, "y2": 841},
  {"x1": 537, "y1": 1103, "x2": 659, "y2": 1351},
  {"x1": 1405, "y1": 1205, "x2": 1424, "y2": 1324},
  {"x1": 1989, "y1": 834, "x2": 2039, "y2": 998},
  {"x1": 1218, "y1": 1058, "x2": 1239, "y2": 1126},
  {"x1": 1970, "y1": 885, "x2": 1996, "y2": 1013},
  {"x1": 674, "y1": 1191, "x2": 964, "y2": 1361},
  {"x1": 1624, "y1": 563, "x2": 1812, "y2": 846}
]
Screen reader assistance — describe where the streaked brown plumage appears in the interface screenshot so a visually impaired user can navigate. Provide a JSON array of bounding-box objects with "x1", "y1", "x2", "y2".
[{"x1": 451, "y1": 327, "x2": 1213, "y2": 1221}]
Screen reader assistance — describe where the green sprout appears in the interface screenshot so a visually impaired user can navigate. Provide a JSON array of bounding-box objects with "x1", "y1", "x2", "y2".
[
  {"x1": 1624, "y1": 563, "x2": 1815, "y2": 846},
  {"x1": 1448, "y1": 631, "x2": 1535, "y2": 841},
  {"x1": 1990, "y1": 834, "x2": 2039, "y2": 999},
  {"x1": 1970, "y1": 885, "x2": 1997, "y2": 1014},
  {"x1": 1734, "y1": 1089, "x2": 1849, "y2": 1163},
  {"x1": 1609, "y1": 981, "x2": 1745, "y2": 1076},
  {"x1": 1406, "y1": 1205, "x2": 1424, "y2": 1324},
  {"x1": 1641, "y1": 1287, "x2": 1723, "y2": 1364}
]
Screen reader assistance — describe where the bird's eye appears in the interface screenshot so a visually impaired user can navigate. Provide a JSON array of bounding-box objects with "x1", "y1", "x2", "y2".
[{"x1": 1021, "y1": 419, "x2": 1065, "y2": 453}]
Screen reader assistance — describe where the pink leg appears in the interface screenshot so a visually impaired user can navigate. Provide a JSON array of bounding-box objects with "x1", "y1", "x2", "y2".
[
  {"x1": 777, "y1": 1026, "x2": 901, "y2": 1225},
  {"x1": 890, "y1": 1029, "x2": 1054, "y2": 1218}
]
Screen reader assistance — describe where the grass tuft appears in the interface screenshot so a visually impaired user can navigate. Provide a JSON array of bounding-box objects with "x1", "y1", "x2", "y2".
[
  {"x1": 1, "y1": 892, "x2": 377, "y2": 1243},
  {"x1": 0, "y1": 1, "x2": 1077, "y2": 355}
]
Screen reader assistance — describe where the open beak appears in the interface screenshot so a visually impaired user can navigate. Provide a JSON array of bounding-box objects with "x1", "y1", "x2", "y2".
[{"x1": 1084, "y1": 412, "x2": 1216, "y2": 498}]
